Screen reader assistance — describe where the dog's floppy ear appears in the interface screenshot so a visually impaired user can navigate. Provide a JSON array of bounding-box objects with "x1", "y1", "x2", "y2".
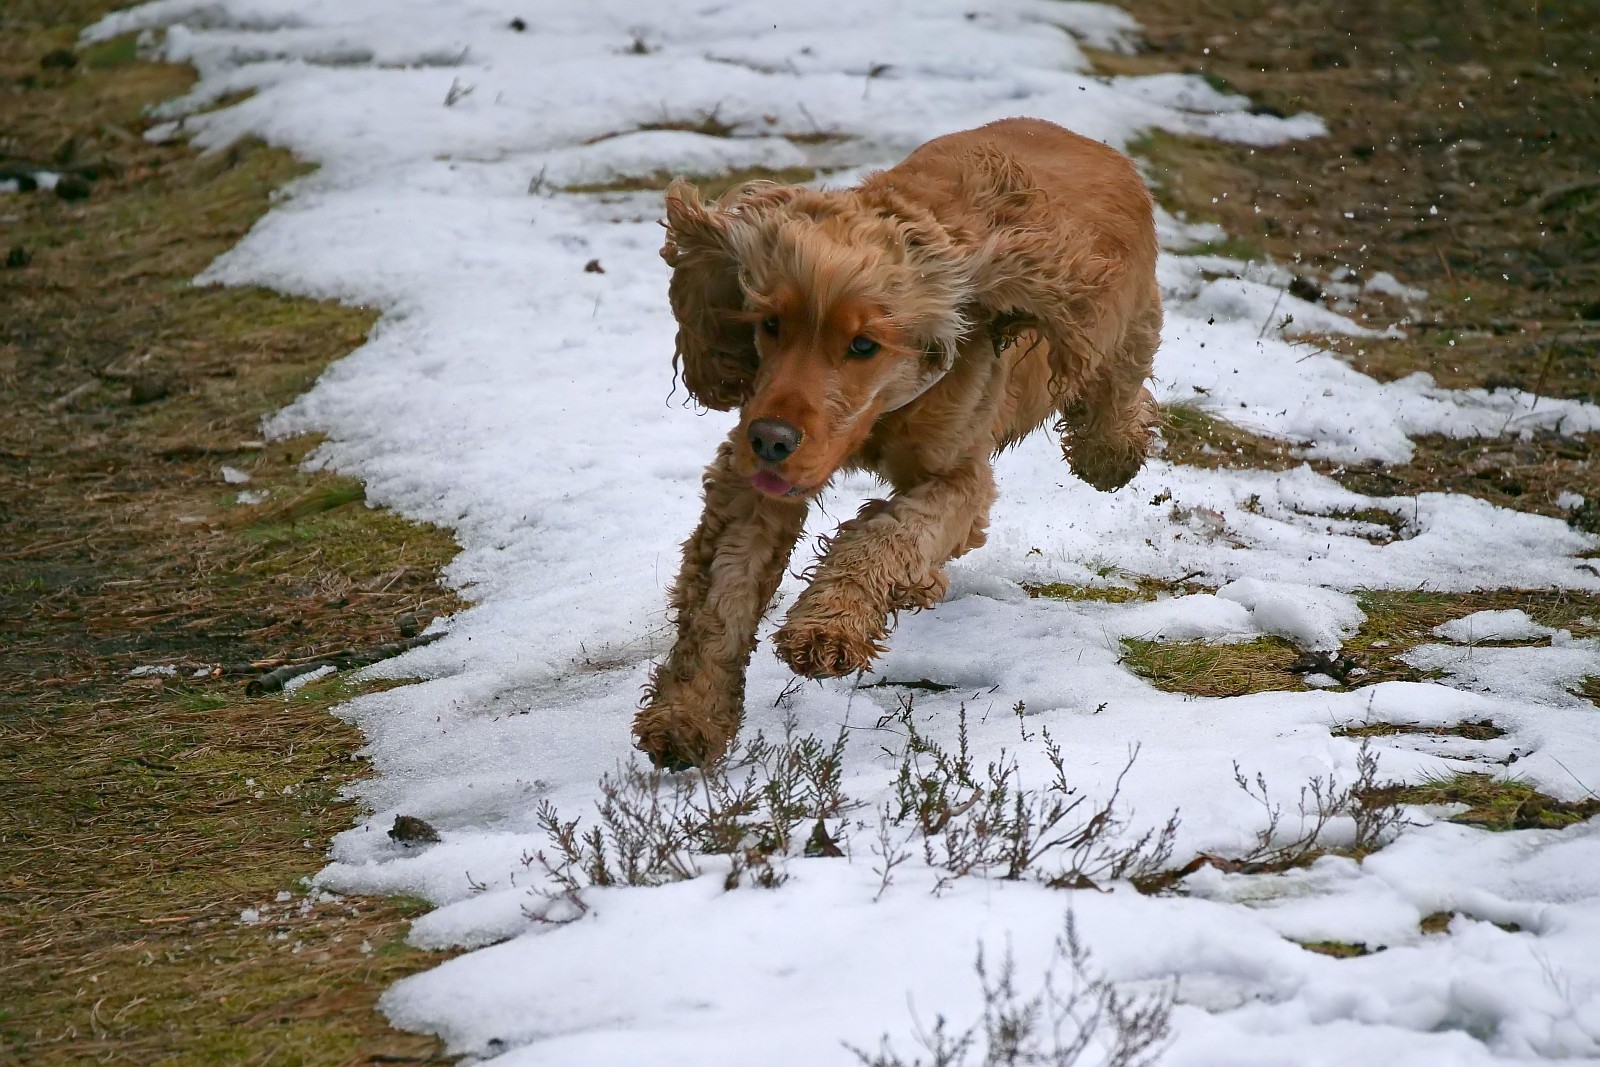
[{"x1": 660, "y1": 178, "x2": 785, "y2": 411}]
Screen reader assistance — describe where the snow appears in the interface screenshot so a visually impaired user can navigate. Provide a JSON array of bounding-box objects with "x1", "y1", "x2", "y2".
[
  {"x1": 1215, "y1": 578, "x2": 1365, "y2": 651},
  {"x1": 282, "y1": 663, "x2": 336, "y2": 692},
  {"x1": 1434, "y1": 609, "x2": 1557, "y2": 645},
  {"x1": 84, "y1": 1, "x2": 1600, "y2": 1063},
  {"x1": 1364, "y1": 270, "x2": 1428, "y2": 303},
  {"x1": 127, "y1": 663, "x2": 178, "y2": 677}
]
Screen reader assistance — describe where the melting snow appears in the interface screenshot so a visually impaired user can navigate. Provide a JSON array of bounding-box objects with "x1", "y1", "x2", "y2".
[{"x1": 85, "y1": 1, "x2": 1600, "y2": 1064}]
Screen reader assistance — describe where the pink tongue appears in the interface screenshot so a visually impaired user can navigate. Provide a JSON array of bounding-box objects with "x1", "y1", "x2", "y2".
[{"x1": 750, "y1": 470, "x2": 792, "y2": 496}]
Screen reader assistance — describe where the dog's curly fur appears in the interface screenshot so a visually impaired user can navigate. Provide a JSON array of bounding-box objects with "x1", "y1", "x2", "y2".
[{"x1": 634, "y1": 118, "x2": 1162, "y2": 769}]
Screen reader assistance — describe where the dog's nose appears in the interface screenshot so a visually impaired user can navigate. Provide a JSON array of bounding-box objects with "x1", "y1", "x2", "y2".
[{"x1": 748, "y1": 419, "x2": 802, "y2": 463}]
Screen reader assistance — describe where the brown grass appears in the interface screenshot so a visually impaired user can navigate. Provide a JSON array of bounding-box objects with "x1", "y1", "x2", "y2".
[
  {"x1": 1112, "y1": 0, "x2": 1600, "y2": 522},
  {"x1": 1158, "y1": 403, "x2": 1299, "y2": 472},
  {"x1": 2, "y1": 4, "x2": 461, "y2": 1062},
  {"x1": 1333, "y1": 720, "x2": 1504, "y2": 741},
  {"x1": 1371, "y1": 773, "x2": 1600, "y2": 832},
  {"x1": 1113, "y1": 587, "x2": 1600, "y2": 699},
  {"x1": 1119, "y1": 636, "x2": 1306, "y2": 698},
  {"x1": 564, "y1": 163, "x2": 818, "y2": 198},
  {"x1": 1295, "y1": 940, "x2": 1373, "y2": 959}
]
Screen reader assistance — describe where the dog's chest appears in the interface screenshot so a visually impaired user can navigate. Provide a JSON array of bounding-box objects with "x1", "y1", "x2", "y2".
[{"x1": 852, "y1": 351, "x2": 1013, "y2": 485}]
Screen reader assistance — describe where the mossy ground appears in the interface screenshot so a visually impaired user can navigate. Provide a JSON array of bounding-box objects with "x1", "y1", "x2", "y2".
[{"x1": 2, "y1": 4, "x2": 461, "y2": 1062}]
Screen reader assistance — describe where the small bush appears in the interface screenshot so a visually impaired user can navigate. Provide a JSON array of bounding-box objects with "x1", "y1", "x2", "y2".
[
  {"x1": 848, "y1": 912, "x2": 1173, "y2": 1067},
  {"x1": 882, "y1": 699, "x2": 1178, "y2": 894},
  {"x1": 525, "y1": 721, "x2": 855, "y2": 919}
]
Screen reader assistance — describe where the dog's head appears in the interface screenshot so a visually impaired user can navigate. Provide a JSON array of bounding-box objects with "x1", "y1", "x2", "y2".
[{"x1": 662, "y1": 177, "x2": 977, "y2": 499}]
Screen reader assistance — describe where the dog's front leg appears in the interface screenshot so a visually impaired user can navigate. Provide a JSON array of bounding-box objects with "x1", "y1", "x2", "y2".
[
  {"x1": 773, "y1": 453, "x2": 996, "y2": 678},
  {"x1": 634, "y1": 438, "x2": 808, "y2": 769}
]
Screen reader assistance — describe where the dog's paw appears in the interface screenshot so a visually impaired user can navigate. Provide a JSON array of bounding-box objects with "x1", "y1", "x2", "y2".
[
  {"x1": 772, "y1": 616, "x2": 885, "y2": 678},
  {"x1": 632, "y1": 700, "x2": 736, "y2": 771},
  {"x1": 1065, "y1": 428, "x2": 1151, "y2": 492},
  {"x1": 890, "y1": 566, "x2": 949, "y2": 611}
]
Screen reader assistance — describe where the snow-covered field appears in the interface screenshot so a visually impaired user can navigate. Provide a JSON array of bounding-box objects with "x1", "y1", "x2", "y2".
[{"x1": 86, "y1": 1, "x2": 1600, "y2": 1063}]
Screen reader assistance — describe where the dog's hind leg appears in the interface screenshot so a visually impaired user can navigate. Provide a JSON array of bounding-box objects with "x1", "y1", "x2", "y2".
[
  {"x1": 772, "y1": 452, "x2": 996, "y2": 678},
  {"x1": 1056, "y1": 297, "x2": 1161, "y2": 492},
  {"x1": 633, "y1": 437, "x2": 808, "y2": 769}
]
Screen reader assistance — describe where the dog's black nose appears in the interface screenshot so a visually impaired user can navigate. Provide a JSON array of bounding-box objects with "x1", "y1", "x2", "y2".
[{"x1": 748, "y1": 419, "x2": 802, "y2": 463}]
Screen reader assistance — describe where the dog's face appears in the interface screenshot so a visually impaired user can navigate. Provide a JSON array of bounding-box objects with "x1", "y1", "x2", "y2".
[
  {"x1": 737, "y1": 271, "x2": 949, "y2": 498},
  {"x1": 662, "y1": 179, "x2": 974, "y2": 500}
]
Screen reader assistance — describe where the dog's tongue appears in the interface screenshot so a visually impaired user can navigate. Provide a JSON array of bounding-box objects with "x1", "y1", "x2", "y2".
[{"x1": 750, "y1": 470, "x2": 792, "y2": 496}]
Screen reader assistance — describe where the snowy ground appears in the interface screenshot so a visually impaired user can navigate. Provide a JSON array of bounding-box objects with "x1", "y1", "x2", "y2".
[{"x1": 85, "y1": 2, "x2": 1600, "y2": 1063}]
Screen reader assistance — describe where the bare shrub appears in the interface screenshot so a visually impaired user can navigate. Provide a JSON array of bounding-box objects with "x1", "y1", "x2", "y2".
[
  {"x1": 1151, "y1": 738, "x2": 1405, "y2": 888},
  {"x1": 847, "y1": 912, "x2": 1173, "y2": 1067},
  {"x1": 525, "y1": 719, "x2": 855, "y2": 920},
  {"x1": 882, "y1": 698, "x2": 1178, "y2": 894}
]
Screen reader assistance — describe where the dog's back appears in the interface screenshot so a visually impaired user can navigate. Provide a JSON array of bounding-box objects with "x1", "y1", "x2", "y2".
[
  {"x1": 867, "y1": 117, "x2": 1157, "y2": 346},
  {"x1": 861, "y1": 117, "x2": 1161, "y2": 483}
]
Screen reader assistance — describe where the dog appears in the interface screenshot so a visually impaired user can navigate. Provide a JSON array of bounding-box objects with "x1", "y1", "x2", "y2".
[{"x1": 632, "y1": 117, "x2": 1161, "y2": 769}]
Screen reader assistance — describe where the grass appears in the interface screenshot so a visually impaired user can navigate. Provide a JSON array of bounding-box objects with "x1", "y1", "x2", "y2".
[
  {"x1": 1333, "y1": 720, "x2": 1505, "y2": 742},
  {"x1": 2, "y1": 4, "x2": 462, "y2": 1062},
  {"x1": 1107, "y1": 585, "x2": 1600, "y2": 699},
  {"x1": 1158, "y1": 403, "x2": 1298, "y2": 472},
  {"x1": 1296, "y1": 941, "x2": 1373, "y2": 959},
  {"x1": 1113, "y1": 0, "x2": 1600, "y2": 522},
  {"x1": 1025, "y1": 579, "x2": 1165, "y2": 604},
  {"x1": 1119, "y1": 636, "x2": 1306, "y2": 698},
  {"x1": 564, "y1": 163, "x2": 818, "y2": 198},
  {"x1": 1376, "y1": 773, "x2": 1600, "y2": 832}
]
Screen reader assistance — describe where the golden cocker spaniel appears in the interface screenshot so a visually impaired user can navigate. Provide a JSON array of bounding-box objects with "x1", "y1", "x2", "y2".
[{"x1": 634, "y1": 117, "x2": 1161, "y2": 769}]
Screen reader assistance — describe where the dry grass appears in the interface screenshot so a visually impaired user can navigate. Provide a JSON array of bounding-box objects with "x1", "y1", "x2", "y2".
[
  {"x1": 1111, "y1": 586, "x2": 1599, "y2": 699},
  {"x1": 1295, "y1": 941, "x2": 1373, "y2": 959},
  {"x1": 1158, "y1": 403, "x2": 1299, "y2": 472},
  {"x1": 1112, "y1": 0, "x2": 1600, "y2": 522},
  {"x1": 1333, "y1": 720, "x2": 1504, "y2": 742},
  {"x1": 563, "y1": 164, "x2": 818, "y2": 197},
  {"x1": 2, "y1": 4, "x2": 461, "y2": 1062},
  {"x1": 1119, "y1": 636, "x2": 1306, "y2": 698},
  {"x1": 1373, "y1": 773, "x2": 1600, "y2": 832}
]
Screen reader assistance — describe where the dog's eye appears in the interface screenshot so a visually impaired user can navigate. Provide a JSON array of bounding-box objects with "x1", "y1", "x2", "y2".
[
  {"x1": 760, "y1": 316, "x2": 780, "y2": 336},
  {"x1": 847, "y1": 336, "x2": 880, "y2": 359}
]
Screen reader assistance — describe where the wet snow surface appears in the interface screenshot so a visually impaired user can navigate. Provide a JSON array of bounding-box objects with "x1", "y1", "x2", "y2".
[{"x1": 88, "y1": 2, "x2": 1600, "y2": 1063}]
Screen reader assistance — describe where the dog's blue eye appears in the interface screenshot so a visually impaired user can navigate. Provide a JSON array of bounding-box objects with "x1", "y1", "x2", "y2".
[
  {"x1": 761, "y1": 316, "x2": 780, "y2": 335},
  {"x1": 847, "y1": 336, "x2": 880, "y2": 359}
]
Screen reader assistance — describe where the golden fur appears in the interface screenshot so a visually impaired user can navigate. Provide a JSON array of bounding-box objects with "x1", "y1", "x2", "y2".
[{"x1": 634, "y1": 117, "x2": 1162, "y2": 769}]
